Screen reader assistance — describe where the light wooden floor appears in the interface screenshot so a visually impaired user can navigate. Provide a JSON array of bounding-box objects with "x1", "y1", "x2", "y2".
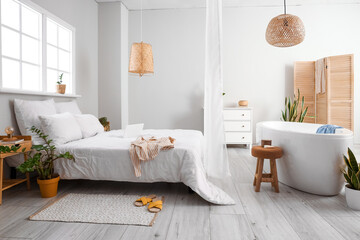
[{"x1": 1, "y1": 147, "x2": 360, "y2": 240}]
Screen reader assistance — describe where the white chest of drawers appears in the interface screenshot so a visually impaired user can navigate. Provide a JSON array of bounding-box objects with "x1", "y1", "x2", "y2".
[{"x1": 223, "y1": 107, "x2": 253, "y2": 147}]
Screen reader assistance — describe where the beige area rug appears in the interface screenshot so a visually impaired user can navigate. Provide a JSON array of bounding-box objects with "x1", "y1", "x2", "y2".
[{"x1": 30, "y1": 193, "x2": 163, "y2": 226}]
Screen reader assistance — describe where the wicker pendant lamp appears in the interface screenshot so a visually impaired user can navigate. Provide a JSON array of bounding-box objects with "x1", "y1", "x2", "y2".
[
  {"x1": 266, "y1": 0, "x2": 305, "y2": 47},
  {"x1": 129, "y1": 0, "x2": 154, "y2": 77}
]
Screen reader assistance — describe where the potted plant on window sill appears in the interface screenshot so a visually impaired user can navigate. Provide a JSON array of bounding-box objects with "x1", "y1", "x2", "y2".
[
  {"x1": 56, "y1": 73, "x2": 66, "y2": 94},
  {"x1": 17, "y1": 126, "x2": 74, "y2": 198},
  {"x1": 99, "y1": 117, "x2": 110, "y2": 131},
  {"x1": 341, "y1": 148, "x2": 360, "y2": 210}
]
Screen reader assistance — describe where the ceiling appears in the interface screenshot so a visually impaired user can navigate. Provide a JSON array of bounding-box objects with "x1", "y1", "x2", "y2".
[{"x1": 95, "y1": 0, "x2": 360, "y2": 10}]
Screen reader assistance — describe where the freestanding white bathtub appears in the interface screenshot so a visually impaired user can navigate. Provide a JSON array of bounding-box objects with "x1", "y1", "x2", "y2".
[{"x1": 256, "y1": 121, "x2": 353, "y2": 196}]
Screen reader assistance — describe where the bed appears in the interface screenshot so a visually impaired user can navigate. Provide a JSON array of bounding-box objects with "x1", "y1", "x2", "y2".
[
  {"x1": 11, "y1": 98, "x2": 234, "y2": 205},
  {"x1": 55, "y1": 129, "x2": 234, "y2": 205}
]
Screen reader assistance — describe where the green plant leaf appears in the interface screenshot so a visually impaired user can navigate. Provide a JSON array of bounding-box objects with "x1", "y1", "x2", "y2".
[
  {"x1": 344, "y1": 155, "x2": 351, "y2": 169},
  {"x1": 351, "y1": 171, "x2": 360, "y2": 190},
  {"x1": 344, "y1": 174, "x2": 352, "y2": 185},
  {"x1": 348, "y1": 148, "x2": 359, "y2": 173},
  {"x1": 299, "y1": 107, "x2": 308, "y2": 122}
]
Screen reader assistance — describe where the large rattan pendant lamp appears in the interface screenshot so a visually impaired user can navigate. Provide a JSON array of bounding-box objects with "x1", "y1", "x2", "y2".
[
  {"x1": 129, "y1": 0, "x2": 154, "y2": 77},
  {"x1": 266, "y1": 0, "x2": 305, "y2": 47}
]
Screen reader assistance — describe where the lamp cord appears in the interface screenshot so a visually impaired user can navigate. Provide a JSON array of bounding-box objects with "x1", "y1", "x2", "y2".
[
  {"x1": 140, "y1": 0, "x2": 143, "y2": 41},
  {"x1": 284, "y1": 0, "x2": 287, "y2": 14}
]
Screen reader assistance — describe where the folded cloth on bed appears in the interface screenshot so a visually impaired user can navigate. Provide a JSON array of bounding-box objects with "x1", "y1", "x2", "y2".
[
  {"x1": 316, "y1": 124, "x2": 343, "y2": 134},
  {"x1": 130, "y1": 136, "x2": 176, "y2": 177}
]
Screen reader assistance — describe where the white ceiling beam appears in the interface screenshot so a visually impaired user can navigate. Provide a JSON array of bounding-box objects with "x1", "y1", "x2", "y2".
[{"x1": 95, "y1": 0, "x2": 360, "y2": 11}]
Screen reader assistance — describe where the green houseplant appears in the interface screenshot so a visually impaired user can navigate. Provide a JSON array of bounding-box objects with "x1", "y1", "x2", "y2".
[
  {"x1": 17, "y1": 126, "x2": 74, "y2": 198},
  {"x1": 56, "y1": 73, "x2": 66, "y2": 94},
  {"x1": 99, "y1": 117, "x2": 110, "y2": 131},
  {"x1": 281, "y1": 89, "x2": 308, "y2": 122},
  {"x1": 341, "y1": 148, "x2": 360, "y2": 210}
]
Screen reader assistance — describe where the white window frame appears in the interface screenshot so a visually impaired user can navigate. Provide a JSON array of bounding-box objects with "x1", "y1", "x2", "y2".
[{"x1": 0, "y1": 0, "x2": 77, "y2": 95}]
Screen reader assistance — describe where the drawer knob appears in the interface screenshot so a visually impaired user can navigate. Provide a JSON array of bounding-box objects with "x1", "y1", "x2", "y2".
[
  {"x1": 241, "y1": 114, "x2": 245, "y2": 116},
  {"x1": 242, "y1": 125, "x2": 245, "y2": 127},
  {"x1": 242, "y1": 137, "x2": 245, "y2": 139}
]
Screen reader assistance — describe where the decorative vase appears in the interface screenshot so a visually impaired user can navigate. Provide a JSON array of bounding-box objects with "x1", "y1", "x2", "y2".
[
  {"x1": 56, "y1": 84, "x2": 66, "y2": 94},
  {"x1": 37, "y1": 176, "x2": 60, "y2": 198},
  {"x1": 345, "y1": 184, "x2": 360, "y2": 210},
  {"x1": 238, "y1": 100, "x2": 248, "y2": 107}
]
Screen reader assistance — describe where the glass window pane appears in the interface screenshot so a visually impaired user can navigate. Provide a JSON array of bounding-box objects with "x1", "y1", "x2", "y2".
[
  {"x1": 1, "y1": 0, "x2": 20, "y2": 30},
  {"x1": 47, "y1": 69, "x2": 58, "y2": 92},
  {"x1": 58, "y1": 49, "x2": 70, "y2": 72},
  {"x1": 2, "y1": 58, "x2": 20, "y2": 89},
  {"x1": 47, "y1": 19, "x2": 57, "y2": 46},
  {"x1": 47, "y1": 44, "x2": 57, "y2": 68},
  {"x1": 58, "y1": 26, "x2": 70, "y2": 51},
  {"x1": 22, "y1": 35, "x2": 40, "y2": 64},
  {"x1": 1, "y1": 27, "x2": 20, "y2": 59},
  {"x1": 22, "y1": 63, "x2": 40, "y2": 91},
  {"x1": 22, "y1": 5, "x2": 41, "y2": 38}
]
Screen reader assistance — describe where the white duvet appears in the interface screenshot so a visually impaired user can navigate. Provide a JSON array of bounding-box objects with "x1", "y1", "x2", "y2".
[{"x1": 54, "y1": 129, "x2": 234, "y2": 205}]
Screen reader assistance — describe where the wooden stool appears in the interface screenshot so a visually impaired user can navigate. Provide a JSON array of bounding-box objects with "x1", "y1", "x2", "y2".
[{"x1": 251, "y1": 140, "x2": 283, "y2": 193}]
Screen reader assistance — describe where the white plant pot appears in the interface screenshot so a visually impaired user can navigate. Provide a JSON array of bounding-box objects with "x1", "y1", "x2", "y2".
[{"x1": 345, "y1": 185, "x2": 360, "y2": 211}]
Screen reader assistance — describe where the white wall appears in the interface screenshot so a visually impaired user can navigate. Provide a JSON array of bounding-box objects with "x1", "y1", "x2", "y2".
[
  {"x1": 120, "y1": 3, "x2": 129, "y2": 128},
  {"x1": 222, "y1": 4, "x2": 360, "y2": 143},
  {"x1": 128, "y1": 4, "x2": 360, "y2": 142},
  {"x1": 129, "y1": 9, "x2": 205, "y2": 130},
  {"x1": 0, "y1": 0, "x2": 98, "y2": 177},
  {"x1": 98, "y1": 2, "x2": 122, "y2": 129},
  {"x1": 98, "y1": 2, "x2": 129, "y2": 130},
  {"x1": 32, "y1": 0, "x2": 99, "y2": 116}
]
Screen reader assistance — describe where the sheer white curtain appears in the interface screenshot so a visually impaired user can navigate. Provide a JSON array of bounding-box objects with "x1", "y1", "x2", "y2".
[{"x1": 204, "y1": 0, "x2": 230, "y2": 178}]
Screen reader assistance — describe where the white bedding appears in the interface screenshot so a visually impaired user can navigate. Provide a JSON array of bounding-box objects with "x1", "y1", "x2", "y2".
[{"x1": 54, "y1": 129, "x2": 234, "y2": 205}]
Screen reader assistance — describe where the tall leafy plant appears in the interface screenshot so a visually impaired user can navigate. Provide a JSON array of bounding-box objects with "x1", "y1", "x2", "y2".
[
  {"x1": 281, "y1": 89, "x2": 308, "y2": 122},
  {"x1": 17, "y1": 126, "x2": 74, "y2": 180},
  {"x1": 342, "y1": 148, "x2": 360, "y2": 190}
]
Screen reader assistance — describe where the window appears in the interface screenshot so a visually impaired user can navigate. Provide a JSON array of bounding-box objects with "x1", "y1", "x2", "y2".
[
  {"x1": 46, "y1": 19, "x2": 73, "y2": 93},
  {"x1": 0, "y1": 0, "x2": 75, "y2": 94}
]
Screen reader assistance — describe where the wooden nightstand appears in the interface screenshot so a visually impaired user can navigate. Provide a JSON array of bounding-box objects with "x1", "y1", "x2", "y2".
[{"x1": 0, "y1": 136, "x2": 32, "y2": 205}]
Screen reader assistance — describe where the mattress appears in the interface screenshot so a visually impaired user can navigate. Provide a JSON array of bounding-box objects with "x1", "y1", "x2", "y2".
[{"x1": 54, "y1": 129, "x2": 234, "y2": 205}]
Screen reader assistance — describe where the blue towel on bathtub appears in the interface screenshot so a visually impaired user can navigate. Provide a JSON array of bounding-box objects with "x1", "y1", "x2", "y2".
[{"x1": 316, "y1": 124, "x2": 343, "y2": 134}]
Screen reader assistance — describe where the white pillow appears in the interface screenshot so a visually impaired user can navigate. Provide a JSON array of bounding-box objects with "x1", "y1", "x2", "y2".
[
  {"x1": 55, "y1": 101, "x2": 82, "y2": 114},
  {"x1": 124, "y1": 123, "x2": 144, "y2": 138},
  {"x1": 74, "y1": 114, "x2": 104, "y2": 138},
  {"x1": 39, "y1": 112, "x2": 82, "y2": 146},
  {"x1": 14, "y1": 98, "x2": 56, "y2": 144}
]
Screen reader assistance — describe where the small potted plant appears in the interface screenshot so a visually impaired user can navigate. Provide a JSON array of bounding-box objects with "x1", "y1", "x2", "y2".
[
  {"x1": 17, "y1": 126, "x2": 74, "y2": 198},
  {"x1": 99, "y1": 117, "x2": 110, "y2": 131},
  {"x1": 341, "y1": 148, "x2": 360, "y2": 210},
  {"x1": 56, "y1": 73, "x2": 66, "y2": 94}
]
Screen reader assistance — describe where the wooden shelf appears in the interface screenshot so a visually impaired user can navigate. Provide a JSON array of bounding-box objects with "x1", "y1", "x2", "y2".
[
  {"x1": 0, "y1": 135, "x2": 32, "y2": 204},
  {"x1": 2, "y1": 179, "x2": 28, "y2": 191}
]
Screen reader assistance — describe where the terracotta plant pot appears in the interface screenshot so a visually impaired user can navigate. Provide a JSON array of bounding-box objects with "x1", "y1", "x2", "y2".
[
  {"x1": 238, "y1": 100, "x2": 248, "y2": 107},
  {"x1": 56, "y1": 84, "x2": 66, "y2": 94},
  {"x1": 37, "y1": 176, "x2": 60, "y2": 198},
  {"x1": 104, "y1": 122, "x2": 110, "y2": 132},
  {"x1": 345, "y1": 184, "x2": 360, "y2": 210}
]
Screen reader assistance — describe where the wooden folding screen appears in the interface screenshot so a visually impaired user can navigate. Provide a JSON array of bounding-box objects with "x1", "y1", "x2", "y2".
[
  {"x1": 325, "y1": 54, "x2": 354, "y2": 130},
  {"x1": 294, "y1": 54, "x2": 354, "y2": 130},
  {"x1": 294, "y1": 61, "x2": 316, "y2": 123}
]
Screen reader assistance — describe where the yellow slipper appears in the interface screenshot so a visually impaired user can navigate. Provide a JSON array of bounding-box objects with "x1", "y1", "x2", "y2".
[
  {"x1": 134, "y1": 194, "x2": 157, "y2": 207},
  {"x1": 148, "y1": 196, "x2": 164, "y2": 213}
]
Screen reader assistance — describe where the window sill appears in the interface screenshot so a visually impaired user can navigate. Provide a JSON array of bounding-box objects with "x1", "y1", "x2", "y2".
[{"x1": 0, "y1": 88, "x2": 81, "y2": 98}]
